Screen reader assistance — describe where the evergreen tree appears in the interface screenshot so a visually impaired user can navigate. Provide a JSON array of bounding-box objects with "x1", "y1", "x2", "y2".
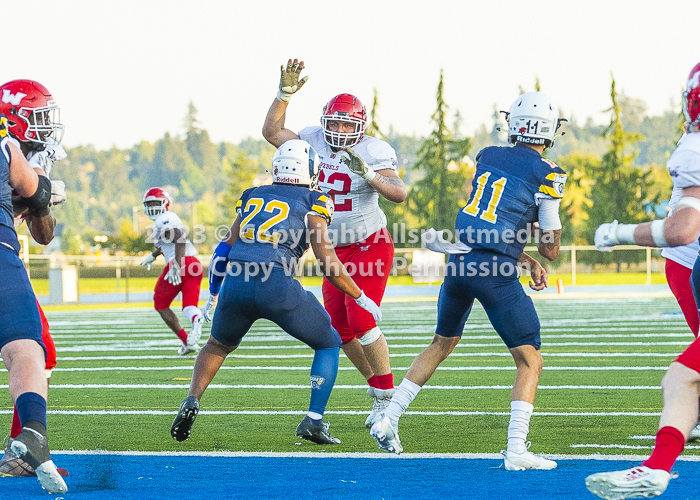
[
  {"x1": 184, "y1": 101, "x2": 223, "y2": 193},
  {"x1": 221, "y1": 146, "x2": 259, "y2": 221},
  {"x1": 582, "y1": 76, "x2": 659, "y2": 268},
  {"x1": 409, "y1": 70, "x2": 472, "y2": 232},
  {"x1": 364, "y1": 88, "x2": 386, "y2": 141}
]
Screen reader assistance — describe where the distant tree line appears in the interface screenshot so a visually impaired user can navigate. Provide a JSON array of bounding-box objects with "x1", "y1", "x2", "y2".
[{"x1": 32, "y1": 73, "x2": 681, "y2": 263}]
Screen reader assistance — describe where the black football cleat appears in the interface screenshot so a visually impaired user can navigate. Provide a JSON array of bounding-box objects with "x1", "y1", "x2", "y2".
[
  {"x1": 171, "y1": 396, "x2": 200, "y2": 442},
  {"x1": 295, "y1": 416, "x2": 341, "y2": 445}
]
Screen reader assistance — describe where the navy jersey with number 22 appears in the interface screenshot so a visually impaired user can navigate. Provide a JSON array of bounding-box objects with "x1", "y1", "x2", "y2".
[
  {"x1": 229, "y1": 184, "x2": 334, "y2": 267},
  {"x1": 456, "y1": 144, "x2": 567, "y2": 260}
]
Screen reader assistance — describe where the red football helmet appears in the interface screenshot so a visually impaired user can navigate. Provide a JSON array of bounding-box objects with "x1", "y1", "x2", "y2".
[
  {"x1": 0, "y1": 80, "x2": 64, "y2": 147},
  {"x1": 684, "y1": 62, "x2": 700, "y2": 128},
  {"x1": 320, "y1": 94, "x2": 367, "y2": 148},
  {"x1": 143, "y1": 187, "x2": 170, "y2": 220}
]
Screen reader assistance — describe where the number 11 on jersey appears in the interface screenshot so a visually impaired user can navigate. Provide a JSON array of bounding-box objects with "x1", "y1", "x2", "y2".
[{"x1": 463, "y1": 172, "x2": 507, "y2": 224}]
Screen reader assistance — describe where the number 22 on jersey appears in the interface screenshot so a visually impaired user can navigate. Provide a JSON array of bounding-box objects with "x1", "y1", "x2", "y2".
[
  {"x1": 463, "y1": 172, "x2": 507, "y2": 224},
  {"x1": 239, "y1": 198, "x2": 290, "y2": 244}
]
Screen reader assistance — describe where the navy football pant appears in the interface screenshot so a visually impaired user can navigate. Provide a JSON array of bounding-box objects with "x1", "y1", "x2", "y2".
[
  {"x1": 0, "y1": 245, "x2": 45, "y2": 354},
  {"x1": 435, "y1": 251, "x2": 541, "y2": 350}
]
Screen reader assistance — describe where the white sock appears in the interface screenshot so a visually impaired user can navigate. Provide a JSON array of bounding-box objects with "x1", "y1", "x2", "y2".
[
  {"x1": 183, "y1": 306, "x2": 201, "y2": 324},
  {"x1": 384, "y1": 378, "x2": 422, "y2": 426},
  {"x1": 307, "y1": 411, "x2": 323, "y2": 421},
  {"x1": 507, "y1": 400, "x2": 534, "y2": 454}
]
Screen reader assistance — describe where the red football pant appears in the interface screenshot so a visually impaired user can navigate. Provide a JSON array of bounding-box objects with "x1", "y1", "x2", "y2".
[
  {"x1": 154, "y1": 256, "x2": 203, "y2": 310},
  {"x1": 11, "y1": 300, "x2": 55, "y2": 438},
  {"x1": 322, "y1": 228, "x2": 394, "y2": 343},
  {"x1": 676, "y1": 335, "x2": 700, "y2": 374},
  {"x1": 666, "y1": 259, "x2": 699, "y2": 337}
]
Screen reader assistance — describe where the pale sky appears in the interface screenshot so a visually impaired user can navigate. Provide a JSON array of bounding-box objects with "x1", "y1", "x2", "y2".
[{"x1": 7, "y1": 0, "x2": 697, "y2": 150}]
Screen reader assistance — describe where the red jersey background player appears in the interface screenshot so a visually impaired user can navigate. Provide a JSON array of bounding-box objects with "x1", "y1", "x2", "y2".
[
  {"x1": 263, "y1": 59, "x2": 407, "y2": 426},
  {"x1": 140, "y1": 188, "x2": 204, "y2": 355},
  {"x1": 587, "y1": 61, "x2": 700, "y2": 499}
]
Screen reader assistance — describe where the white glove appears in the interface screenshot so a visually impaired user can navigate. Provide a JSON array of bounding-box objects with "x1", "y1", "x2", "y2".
[
  {"x1": 140, "y1": 253, "x2": 156, "y2": 271},
  {"x1": 594, "y1": 220, "x2": 637, "y2": 251},
  {"x1": 27, "y1": 139, "x2": 67, "y2": 178},
  {"x1": 341, "y1": 149, "x2": 376, "y2": 181},
  {"x1": 203, "y1": 294, "x2": 218, "y2": 322},
  {"x1": 594, "y1": 221, "x2": 619, "y2": 251},
  {"x1": 277, "y1": 58, "x2": 308, "y2": 102},
  {"x1": 355, "y1": 290, "x2": 382, "y2": 322},
  {"x1": 49, "y1": 180, "x2": 66, "y2": 206},
  {"x1": 165, "y1": 260, "x2": 182, "y2": 285}
]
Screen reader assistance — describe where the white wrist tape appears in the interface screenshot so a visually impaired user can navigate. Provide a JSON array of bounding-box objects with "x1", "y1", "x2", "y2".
[
  {"x1": 358, "y1": 326, "x2": 382, "y2": 346},
  {"x1": 675, "y1": 196, "x2": 700, "y2": 214},
  {"x1": 363, "y1": 169, "x2": 376, "y2": 182},
  {"x1": 615, "y1": 223, "x2": 638, "y2": 244},
  {"x1": 650, "y1": 219, "x2": 667, "y2": 247},
  {"x1": 276, "y1": 90, "x2": 291, "y2": 102}
]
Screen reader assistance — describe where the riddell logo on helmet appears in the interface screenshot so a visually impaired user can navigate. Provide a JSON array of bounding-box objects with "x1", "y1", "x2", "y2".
[{"x1": 276, "y1": 177, "x2": 299, "y2": 183}]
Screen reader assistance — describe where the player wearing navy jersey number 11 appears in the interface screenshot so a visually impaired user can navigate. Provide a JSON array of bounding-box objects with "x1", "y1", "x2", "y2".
[
  {"x1": 140, "y1": 188, "x2": 204, "y2": 356},
  {"x1": 263, "y1": 59, "x2": 407, "y2": 429},
  {"x1": 586, "y1": 61, "x2": 700, "y2": 500},
  {"x1": 171, "y1": 140, "x2": 382, "y2": 446},
  {"x1": 372, "y1": 92, "x2": 565, "y2": 468}
]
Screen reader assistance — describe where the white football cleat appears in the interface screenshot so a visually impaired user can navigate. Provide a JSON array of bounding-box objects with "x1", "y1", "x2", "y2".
[
  {"x1": 501, "y1": 442, "x2": 557, "y2": 470},
  {"x1": 178, "y1": 344, "x2": 199, "y2": 356},
  {"x1": 188, "y1": 315, "x2": 204, "y2": 348},
  {"x1": 370, "y1": 414, "x2": 403, "y2": 454},
  {"x1": 689, "y1": 423, "x2": 700, "y2": 441},
  {"x1": 365, "y1": 387, "x2": 395, "y2": 428},
  {"x1": 585, "y1": 466, "x2": 672, "y2": 500}
]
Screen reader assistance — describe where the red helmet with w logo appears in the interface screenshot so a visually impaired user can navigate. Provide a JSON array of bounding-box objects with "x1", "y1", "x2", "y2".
[
  {"x1": 143, "y1": 187, "x2": 170, "y2": 220},
  {"x1": 320, "y1": 93, "x2": 367, "y2": 148},
  {"x1": 683, "y1": 62, "x2": 700, "y2": 128},
  {"x1": 0, "y1": 80, "x2": 64, "y2": 147}
]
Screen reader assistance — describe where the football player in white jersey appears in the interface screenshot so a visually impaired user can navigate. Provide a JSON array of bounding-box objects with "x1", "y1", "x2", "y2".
[
  {"x1": 263, "y1": 59, "x2": 407, "y2": 427},
  {"x1": 587, "y1": 61, "x2": 700, "y2": 499},
  {"x1": 141, "y1": 188, "x2": 204, "y2": 355}
]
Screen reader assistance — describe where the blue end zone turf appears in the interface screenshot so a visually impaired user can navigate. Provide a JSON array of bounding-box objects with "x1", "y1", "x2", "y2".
[{"x1": 5, "y1": 455, "x2": 699, "y2": 499}]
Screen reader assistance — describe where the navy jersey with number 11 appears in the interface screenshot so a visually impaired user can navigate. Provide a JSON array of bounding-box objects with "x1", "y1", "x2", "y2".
[
  {"x1": 456, "y1": 144, "x2": 566, "y2": 260},
  {"x1": 229, "y1": 184, "x2": 334, "y2": 267}
]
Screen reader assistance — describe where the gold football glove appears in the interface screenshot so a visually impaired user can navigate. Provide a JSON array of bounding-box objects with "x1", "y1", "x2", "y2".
[{"x1": 277, "y1": 58, "x2": 308, "y2": 102}]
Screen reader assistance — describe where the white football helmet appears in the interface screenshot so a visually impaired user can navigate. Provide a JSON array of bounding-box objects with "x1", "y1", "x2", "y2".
[
  {"x1": 271, "y1": 139, "x2": 320, "y2": 189},
  {"x1": 505, "y1": 92, "x2": 564, "y2": 148}
]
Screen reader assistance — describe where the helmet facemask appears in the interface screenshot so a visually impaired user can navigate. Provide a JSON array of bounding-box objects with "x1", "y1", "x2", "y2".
[
  {"x1": 321, "y1": 116, "x2": 364, "y2": 148},
  {"x1": 143, "y1": 200, "x2": 168, "y2": 220},
  {"x1": 17, "y1": 102, "x2": 64, "y2": 145}
]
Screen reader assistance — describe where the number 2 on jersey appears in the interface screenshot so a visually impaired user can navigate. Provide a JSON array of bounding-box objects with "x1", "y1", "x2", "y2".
[
  {"x1": 462, "y1": 172, "x2": 507, "y2": 224},
  {"x1": 240, "y1": 198, "x2": 290, "y2": 244},
  {"x1": 318, "y1": 170, "x2": 352, "y2": 212}
]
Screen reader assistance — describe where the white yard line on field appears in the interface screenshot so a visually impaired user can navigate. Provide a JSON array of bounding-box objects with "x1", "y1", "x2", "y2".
[{"x1": 7, "y1": 383, "x2": 662, "y2": 390}]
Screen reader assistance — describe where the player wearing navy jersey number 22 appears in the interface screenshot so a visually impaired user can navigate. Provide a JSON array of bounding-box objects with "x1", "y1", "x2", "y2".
[
  {"x1": 586, "y1": 61, "x2": 700, "y2": 500},
  {"x1": 171, "y1": 140, "x2": 382, "y2": 445},
  {"x1": 372, "y1": 92, "x2": 565, "y2": 470},
  {"x1": 140, "y1": 188, "x2": 204, "y2": 356},
  {"x1": 262, "y1": 59, "x2": 407, "y2": 429},
  {"x1": 0, "y1": 86, "x2": 66, "y2": 492}
]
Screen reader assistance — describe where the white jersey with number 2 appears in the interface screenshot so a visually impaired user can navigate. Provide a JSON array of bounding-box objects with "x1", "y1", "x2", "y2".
[{"x1": 299, "y1": 126, "x2": 398, "y2": 245}]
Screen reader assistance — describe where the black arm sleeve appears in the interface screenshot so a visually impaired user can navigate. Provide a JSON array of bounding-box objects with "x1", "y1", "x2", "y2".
[{"x1": 20, "y1": 175, "x2": 52, "y2": 214}]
